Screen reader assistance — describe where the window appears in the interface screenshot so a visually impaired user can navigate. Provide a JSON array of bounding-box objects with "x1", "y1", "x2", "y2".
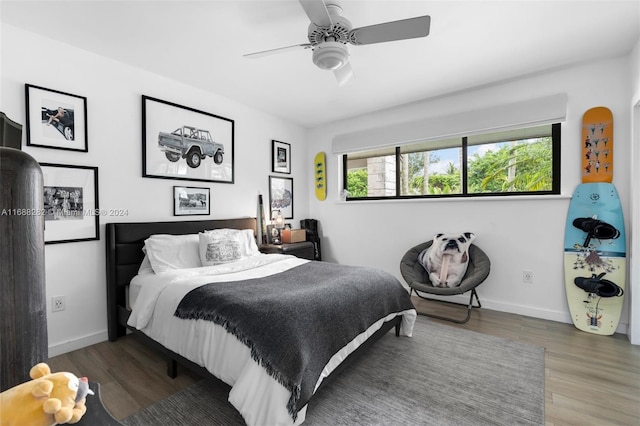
[{"x1": 343, "y1": 123, "x2": 560, "y2": 199}]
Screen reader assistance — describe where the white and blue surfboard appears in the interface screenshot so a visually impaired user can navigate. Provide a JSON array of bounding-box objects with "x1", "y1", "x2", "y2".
[{"x1": 564, "y1": 183, "x2": 626, "y2": 335}]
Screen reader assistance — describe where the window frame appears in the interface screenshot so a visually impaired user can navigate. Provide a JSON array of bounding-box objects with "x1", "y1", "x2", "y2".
[{"x1": 342, "y1": 123, "x2": 561, "y2": 200}]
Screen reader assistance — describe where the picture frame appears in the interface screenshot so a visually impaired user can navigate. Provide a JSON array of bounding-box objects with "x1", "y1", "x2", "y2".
[
  {"x1": 266, "y1": 225, "x2": 280, "y2": 244},
  {"x1": 40, "y1": 163, "x2": 99, "y2": 244},
  {"x1": 173, "y1": 186, "x2": 211, "y2": 216},
  {"x1": 25, "y1": 84, "x2": 88, "y2": 152},
  {"x1": 271, "y1": 140, "x2": 291, "y2": 174},
  {"x1": 269, "y1": 176, "x2": 293, "y2": 219},
  {"x1": 142, "y1": 95, "x2": 234, "y2": 184}
]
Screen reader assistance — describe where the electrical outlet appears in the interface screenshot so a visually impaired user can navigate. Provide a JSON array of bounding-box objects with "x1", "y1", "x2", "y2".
[
  {"x1": 522, "y1": 271, "x2": 534, "y2": 284},
  {"x1": 52, "y1": 296, "x2": 65, "y2": 312}
]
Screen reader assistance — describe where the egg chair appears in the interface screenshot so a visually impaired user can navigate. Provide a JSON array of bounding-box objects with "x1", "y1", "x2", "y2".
[{"x1": 400, "y1": 240, "x2": 491, "y2": 323}]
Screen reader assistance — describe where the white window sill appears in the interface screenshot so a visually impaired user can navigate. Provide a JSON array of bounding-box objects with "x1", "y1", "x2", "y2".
[{"x1": 335, "y1": 193, "x2": 572, "y2": 204}]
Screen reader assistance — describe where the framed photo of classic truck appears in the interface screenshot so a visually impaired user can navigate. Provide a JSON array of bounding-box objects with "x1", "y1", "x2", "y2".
[{"x1": 142, "y1": 95, "x2": 234, "y2": 183}]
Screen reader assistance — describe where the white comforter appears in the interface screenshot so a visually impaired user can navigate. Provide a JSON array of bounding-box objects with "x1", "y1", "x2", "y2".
[{"x1": 128, "y1": 254, "x2": 416, "y2": 426}]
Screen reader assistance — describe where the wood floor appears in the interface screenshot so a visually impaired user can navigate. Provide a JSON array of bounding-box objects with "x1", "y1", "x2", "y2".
[{"x1": 48, "y1": 296, "x2": 640, "y2": 425}]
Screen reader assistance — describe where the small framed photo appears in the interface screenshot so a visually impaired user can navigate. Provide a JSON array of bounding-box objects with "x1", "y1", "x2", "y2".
[
  {"x1": 41, "y1": 163, "x2": 99, "y2": 244},
  {"x1": 174, "y1": 186, "x2": 210, "y2": 216},
  {"x1": 25, "y1": 84, "x2": 88, "y2": 152},
  {"x1": 272, "y1": 140, "x2": 291, "y2": 174},
  {"x1": 269, "y1": 176, "x2": 293, "y2": 219},
  {"x1": 265, "y1": 224, "x2": 281, "y2": 244},
  {"x1": 143, "y1": 95, "x2": 234, "y2": 184}
]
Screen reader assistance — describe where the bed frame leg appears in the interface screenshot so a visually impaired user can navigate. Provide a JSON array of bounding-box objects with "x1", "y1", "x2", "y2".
[{"x1": 167, "y1": 359, "x2": 177, "y2": 378}]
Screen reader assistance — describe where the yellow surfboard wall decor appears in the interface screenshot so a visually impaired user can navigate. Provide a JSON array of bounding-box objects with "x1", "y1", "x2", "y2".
[{"x1": 314, "y1": 152, "x2": 327, "y2": 201}]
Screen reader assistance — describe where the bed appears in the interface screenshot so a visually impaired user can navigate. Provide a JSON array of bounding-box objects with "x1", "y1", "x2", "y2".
[{"x1": 106, "y1": 218, "x2": 416, "y2": 425}]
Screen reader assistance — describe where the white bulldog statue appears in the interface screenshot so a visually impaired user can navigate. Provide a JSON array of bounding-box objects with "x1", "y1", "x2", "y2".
[{"x1": 418, "y1": 232, "x2": 476, "y2": 288}]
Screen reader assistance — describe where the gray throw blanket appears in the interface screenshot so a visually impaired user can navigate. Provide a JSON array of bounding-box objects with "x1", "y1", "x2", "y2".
[{"x1": 174, "y1": 261, "x2": 414, "y2": 421}]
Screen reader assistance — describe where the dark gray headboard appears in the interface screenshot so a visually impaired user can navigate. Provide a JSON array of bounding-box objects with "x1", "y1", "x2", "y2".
[{"x1": 105, "y1": 218, "x2": 257, "y2": 341}]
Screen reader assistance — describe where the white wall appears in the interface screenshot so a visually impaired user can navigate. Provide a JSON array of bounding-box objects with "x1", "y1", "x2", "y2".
[
  {"x1": 1, "y1": 25, "x2": 309, "y2": 356},
  {"x1": 629, "y1": 38, "x2": 640, "y2": 344},
  {"x1": 0, "y1": 17, "x2": 3, "y2": 98},
  {"x1": 307, "y1": 55, "x2": 633, "y2": 331}
]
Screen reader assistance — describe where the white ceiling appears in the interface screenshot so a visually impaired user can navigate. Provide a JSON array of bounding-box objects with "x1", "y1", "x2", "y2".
[{"x1": 2, "y1": 1, "x2": 639, "y2": 128}]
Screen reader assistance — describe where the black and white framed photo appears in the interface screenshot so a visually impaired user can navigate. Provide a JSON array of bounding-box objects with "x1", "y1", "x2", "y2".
[
  {"x1": 40, "y1": 163, "x2": 99, "y2": 244},
  {"x1": 266, "y1": 225, "x2": 279, "y2": 244},
  {"x1": 269, "y1": 176, "x2": 293, "y2": 219},
  {"x1": 173, "y1": 186, "x2": 210, "y2": 216},
  {"x1": 25, "y1": 84, "x2": 88, "y2": 152},
  {"x1": 143, "y1": 95, "x2": 234, "y2": 184},
  {"x1": 271, "y1": 140, "x2": 291, "y2": 174}
]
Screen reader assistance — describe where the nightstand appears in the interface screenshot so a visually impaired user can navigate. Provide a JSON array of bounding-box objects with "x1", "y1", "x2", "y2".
[{"x1": 259, "y1": 241, "x2": 315, "y2": 260}]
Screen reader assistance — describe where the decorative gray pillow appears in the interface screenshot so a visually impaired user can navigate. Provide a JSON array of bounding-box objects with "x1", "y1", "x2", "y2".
[{"x1": 199, "y1": 232, "x2": 242, "y2": 266}]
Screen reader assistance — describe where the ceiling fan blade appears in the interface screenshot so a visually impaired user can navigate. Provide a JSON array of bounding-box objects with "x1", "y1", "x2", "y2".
[
  {"x1": 333, "y1": 61, "x2": 354, "y2": 86},
  {"x1": 298, "y1": 0, "x2": 333, "y2": 27},
  {"x1": 243, "y1": 43, "x2": 312, "y2": 59},
  {"x1": 349, "y1": 15, "x2": 431, "y2": 45}
]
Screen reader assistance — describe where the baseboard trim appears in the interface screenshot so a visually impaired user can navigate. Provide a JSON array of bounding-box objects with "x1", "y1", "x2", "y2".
[
  {"x1": 48, "y1": 330, "x2": 108, "y2": 358},
  {"x1": 48, "y1": 296, "x2": 631, "y2": 357},
  {"x1": 417, "y1": 293, "x2": 628, "y2": 335}
]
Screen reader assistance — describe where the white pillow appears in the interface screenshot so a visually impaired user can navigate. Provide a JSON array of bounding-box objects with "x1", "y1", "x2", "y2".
[
  {"x1": 205, "y1": 228, "x2": 260, "y2": 257},
  {"x1": 144, "y1": 233, "x2": 201, "y2": 273},
  {"x1": 199, "y1": 232, "x2": 243, "y2": 266},
  {"x1": 137, "y1": 252, "x2": 154, "y2": 275}
]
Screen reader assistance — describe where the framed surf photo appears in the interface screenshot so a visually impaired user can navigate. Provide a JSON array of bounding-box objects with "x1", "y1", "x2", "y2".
[
  {"x1": 173, "y1": 186, "x2": 210, "y2": 216},
  {"x1": 40, "y1": 163, "x2": 99, "y2": 244},
  {"x1": 142, "y1": 95, "x2": 234, "y2": 184},
  {"x1": 269, "y1": 176, "x2": 293, "y2": 219},
  {"x1": 272, "y1": 140, "x2": 291, "y2": 174},
  {"x1": 25, "y1": 84, "x2": 88, "y2": 152}
]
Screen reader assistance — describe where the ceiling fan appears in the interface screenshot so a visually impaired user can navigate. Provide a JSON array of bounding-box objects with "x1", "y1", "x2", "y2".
[{"x1": 243, "y1": 0, "x2": 431, "y2": 86}]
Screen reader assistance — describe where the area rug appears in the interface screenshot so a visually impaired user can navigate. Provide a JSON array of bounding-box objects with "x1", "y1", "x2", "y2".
[{"x1": 123, "y1": 316, "x2": 544, "y2": 425}]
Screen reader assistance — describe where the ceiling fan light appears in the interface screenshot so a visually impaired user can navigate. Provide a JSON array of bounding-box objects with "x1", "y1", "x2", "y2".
[{"x1": 312, "y1": 41, "x2": 348, "y2": 70}]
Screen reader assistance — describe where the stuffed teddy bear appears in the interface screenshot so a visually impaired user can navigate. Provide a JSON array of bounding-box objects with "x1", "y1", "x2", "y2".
[{"x1": 0, "y1": 362, "x2": 94, "y2": 426}]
